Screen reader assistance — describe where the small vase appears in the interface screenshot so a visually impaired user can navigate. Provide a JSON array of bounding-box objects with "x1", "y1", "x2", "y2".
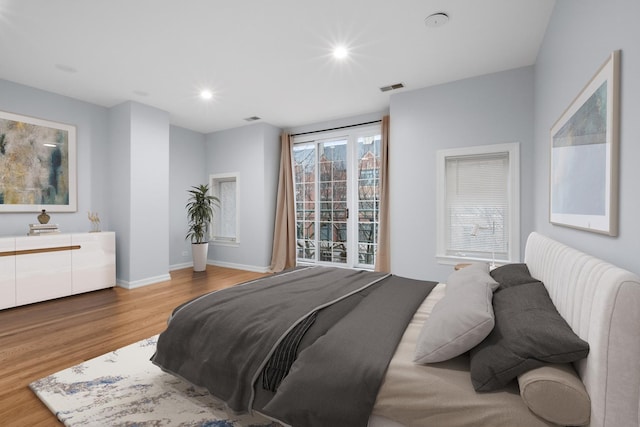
[{"x1": 37, "y1": 209, "x2": 50, "y2": 224}]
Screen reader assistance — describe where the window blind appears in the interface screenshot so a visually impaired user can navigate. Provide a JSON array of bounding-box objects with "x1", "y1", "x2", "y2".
[
  {"x1": 445, "y1": 152, "x2": 509, "y2": 260},
  {"x1": 218, "y1": 180, "x2": 236, "y2": 240}
]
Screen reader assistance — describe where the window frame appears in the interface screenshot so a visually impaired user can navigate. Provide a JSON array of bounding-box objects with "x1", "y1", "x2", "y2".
[
  {"x1": 209, "y1": 172, "x2": 240, "y2": 246},
  {"x1": 435, "y1": 142, "x2": 520, "y2": 266},
  {"x1": 292, "y1": 124, "x2": 381, "y2": 269}
]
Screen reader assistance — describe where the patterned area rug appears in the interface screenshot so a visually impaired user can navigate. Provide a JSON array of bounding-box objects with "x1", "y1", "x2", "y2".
[{"x1": 29, "y1": 335, "x2": 281, "y2": 426}]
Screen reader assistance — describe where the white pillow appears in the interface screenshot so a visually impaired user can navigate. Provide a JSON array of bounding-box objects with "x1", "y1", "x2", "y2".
[{"x1": 414, "y1": 263, "x2": 498, "y2": 364}]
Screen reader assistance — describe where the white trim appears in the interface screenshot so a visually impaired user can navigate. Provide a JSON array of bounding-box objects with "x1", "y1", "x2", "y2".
[
  {"x1": 206, "y1": 259, "x2": 270, "y2": 273},
  {"x1": 209, "y1": 172, "x2": 240, "y2": 244},
  {"x1": 170, "y1": 261, "x2": 192, "y2": 271},
  {"x1": 292, "y1": 124, "x2": 381, "y2": 269},
  {"x1": 210, "y1": 239, "x2": 240, "y2": 247},
  {"x1": 436, "y1": 142, "x2": 520, "y2": 264},
  {"x1": 116, "y1": 273, "x2": 172, "y2": 289}
]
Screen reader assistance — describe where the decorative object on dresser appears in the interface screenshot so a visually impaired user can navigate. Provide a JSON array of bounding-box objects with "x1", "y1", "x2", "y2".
[
  {"x1": 87, "y1": 211, "x2": 101, "y2": 232},
  {"x1": 28, "y1": 223, "x2": 60, "y2": 235},
  {"x1": 0, "y1": 232, "x2": 116, "y2": 310},
  {"x1": 185, "y1": 184, "x2": 219, "y2": 272},
  {"x1": 37, "y1": 209, "x2": 50, "y2": 224}
]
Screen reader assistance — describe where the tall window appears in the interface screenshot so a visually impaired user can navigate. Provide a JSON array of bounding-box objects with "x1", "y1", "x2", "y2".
[
  {"x1": 293, "y1": 125, "x2": 381, "y2": 268},
  {"x1": 436, "y1": 143, "x2": 520, "y2": 266},
  {"x1": 209, "y1": 173, "x2": 239, "y2": 244}
]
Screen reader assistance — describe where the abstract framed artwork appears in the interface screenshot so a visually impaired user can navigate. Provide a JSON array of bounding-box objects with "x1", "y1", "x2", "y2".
[
  {"x1": 0, "y1": 110, "x2": 77, "y2": 212},
  {"x1": 549, "y1": 50, "x2": 620, "y2": 236}
]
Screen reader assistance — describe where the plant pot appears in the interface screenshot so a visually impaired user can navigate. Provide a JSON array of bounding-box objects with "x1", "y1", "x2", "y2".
[{"x1": 191, "y1": 242, "x2": 209, "y2": 272}]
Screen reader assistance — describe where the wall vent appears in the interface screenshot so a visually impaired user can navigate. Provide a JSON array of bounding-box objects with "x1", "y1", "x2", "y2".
[{"x1": 380, "y1": 83, "x2": 405, "y2": 92}]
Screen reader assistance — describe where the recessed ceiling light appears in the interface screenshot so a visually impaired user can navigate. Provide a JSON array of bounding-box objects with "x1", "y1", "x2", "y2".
[
  {"x1": 425, "y1": 12, "x2": 449, "y2": 28},
  {"x1": 200, "y1": 89, "x2": 213, "y2": 100},
  {"x1": 333, "y1": 45, "x2": 349, "y2": 60}
]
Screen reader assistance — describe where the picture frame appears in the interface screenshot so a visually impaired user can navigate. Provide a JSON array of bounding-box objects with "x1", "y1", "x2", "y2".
[
  {"x1": 549, "y1": 50, "x2": 620, "y2": 236},
  {"x1": 0, "y1": 110, "x2": 77, "y2": 212}
]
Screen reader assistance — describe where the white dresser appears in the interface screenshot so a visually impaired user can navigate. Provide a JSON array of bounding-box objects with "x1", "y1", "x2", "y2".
[{"x1": 0, "y1": 232, "x2": 116, "y2": 310}]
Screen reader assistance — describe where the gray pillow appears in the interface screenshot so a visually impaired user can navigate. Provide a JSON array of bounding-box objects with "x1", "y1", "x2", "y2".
[
  {"x1": 469, "y1": 281, "x2": 590, "y2": 391},
  {"x1": 414, "y1": 263, "x2": 498, "y2": 364},
  {"x1": 490, "y1": 263, "x2": 541, "y2": 289}
]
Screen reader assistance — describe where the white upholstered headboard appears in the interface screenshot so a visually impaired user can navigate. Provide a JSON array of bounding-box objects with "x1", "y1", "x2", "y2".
[{"x1": 524, "y1": 232, "x2": 640, "y2": 427}]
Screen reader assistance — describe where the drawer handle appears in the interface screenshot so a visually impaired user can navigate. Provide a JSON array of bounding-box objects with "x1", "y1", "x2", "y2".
[{"x1": 0, "y1": 245, "x2": 81, "y2": 257}]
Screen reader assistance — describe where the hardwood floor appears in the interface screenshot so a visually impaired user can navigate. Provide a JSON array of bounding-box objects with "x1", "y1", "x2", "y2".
[{"x1": 0, "y1": 265, "x2": 268, "y2": 427}]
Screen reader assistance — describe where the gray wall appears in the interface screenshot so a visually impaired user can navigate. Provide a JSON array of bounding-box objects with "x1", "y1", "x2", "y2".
[
  {"x1": 205, "y1": 122, "x2": 281, "y2": 271},
  {"x1": 389, "y1": 67, "x2": 535, "y2": 283},
  {"x1": 108, "y1": 103, "x2": 132, "y2": 282},
  {"x1": 128, "y1": 102, "x2": 171, "y2": 285},
  {"x1": 0, "y1": 79, "x2": 110, "y2": 236},
  {"x1": 533, "y1": 0, "x2": 640, "y2": 274},
  {"x1": 108, "y1": 101, "x2": 171, "y2": 286},
  {"x1": 169, "y1": 125, "x2": 206, "y2": 268}
]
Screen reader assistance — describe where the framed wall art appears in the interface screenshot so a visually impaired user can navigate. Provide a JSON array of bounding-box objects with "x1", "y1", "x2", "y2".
[
  {"x1": 0, "y1": 110, "x2": 77, "y2": 212},
  {"x1": 549, "y1": 50, "x2": 620, "y2": 236}
]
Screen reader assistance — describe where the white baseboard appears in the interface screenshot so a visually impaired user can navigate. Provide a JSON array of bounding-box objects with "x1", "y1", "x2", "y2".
[
  {"x1": 207, "y1": 259, "x2": 270, "y2": 273},
  {"x1": 116, "y1": 273, "x2": 172, "y2": 289},
  {"x1": 169, "y1": 261, "x2": 192, "y2": 271},
  {"x1": 128, "y1": 262, "x2": 269, "y2": 285}
]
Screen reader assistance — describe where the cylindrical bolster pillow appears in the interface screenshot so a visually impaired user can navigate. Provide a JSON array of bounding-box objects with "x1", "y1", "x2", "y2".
[{"x1": 517, "y1": 363, "x2": 591, "y2": 426}]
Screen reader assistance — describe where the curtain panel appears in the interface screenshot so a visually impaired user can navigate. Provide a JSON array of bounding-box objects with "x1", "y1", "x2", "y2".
[
  {"x1": 374, "y1": 115, "x2": 390, "y2": 272},
  {"x1": 269, "y1": 133, "x2": 296, "y2": 272}
]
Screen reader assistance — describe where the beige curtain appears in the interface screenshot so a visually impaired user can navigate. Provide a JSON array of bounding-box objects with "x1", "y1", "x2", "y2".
[
  {"x1": 269, "y1": 133, "x2": 296, "y2": 272},
  {"x1": 374, "y1": 115, "x2": 390, "y2": 272}
]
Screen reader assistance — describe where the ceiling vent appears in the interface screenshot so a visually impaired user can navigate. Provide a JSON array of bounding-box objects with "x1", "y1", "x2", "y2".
[
  {"x1": 244, "y1": 116, "x2": 261, "y2": 122},
  {"x1": 380, "y1": 83, "x2": 404, "y2": 92}
]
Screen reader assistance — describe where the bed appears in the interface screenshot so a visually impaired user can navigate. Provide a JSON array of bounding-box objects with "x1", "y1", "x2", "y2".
[{"x1": 152, "y1": 232, "x2": 640, "y2": 427}]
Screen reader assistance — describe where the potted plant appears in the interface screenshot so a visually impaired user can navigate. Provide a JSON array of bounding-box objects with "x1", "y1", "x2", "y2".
[{"x1": 185, "y1": 184, "x2": 219, "y2": 272}]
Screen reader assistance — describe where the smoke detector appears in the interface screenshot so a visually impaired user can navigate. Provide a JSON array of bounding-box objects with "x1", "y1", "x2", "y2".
[{"x1": 425, "y1": 12, "x2": 449, "y2": 28}]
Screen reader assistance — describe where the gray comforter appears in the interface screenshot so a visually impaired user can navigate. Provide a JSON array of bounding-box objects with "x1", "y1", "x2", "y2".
[{"x1": 152, "y1": 266, "x2": 436, "y2": 427}]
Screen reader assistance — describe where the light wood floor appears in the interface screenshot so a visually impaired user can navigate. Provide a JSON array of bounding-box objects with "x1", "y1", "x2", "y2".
[{"x1": 0, "y1": 265, "x2": 268, "y2": 427}]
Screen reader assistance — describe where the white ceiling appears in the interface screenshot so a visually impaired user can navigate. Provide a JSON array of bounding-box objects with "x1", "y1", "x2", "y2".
[{"x1": 0, "y1": 0, "x2": 556, "y2": 134}]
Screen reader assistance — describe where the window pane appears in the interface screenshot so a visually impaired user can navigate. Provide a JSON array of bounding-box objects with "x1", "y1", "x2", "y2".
[
  {"x1": 320, "y1": 183, "x2": 332, "y2": 201},
  {"x1": 297, "y1": 239, "x2": 315, "y2": 260},
  {"x1": 358, "y1": 222, "x2": 377, "y2": 242},
  {"x1": 358, "y1": 243, "x2": 377, "y2": 265},
  {"x1": 357, "y1": 133, "x2": 381, "y2": 267},
  {"x1": 333, "y1": 181, "x2": 347, "y2": 201},
  {"x1": 334, "y1": 202, "x2": 347, "y2": 220}
]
